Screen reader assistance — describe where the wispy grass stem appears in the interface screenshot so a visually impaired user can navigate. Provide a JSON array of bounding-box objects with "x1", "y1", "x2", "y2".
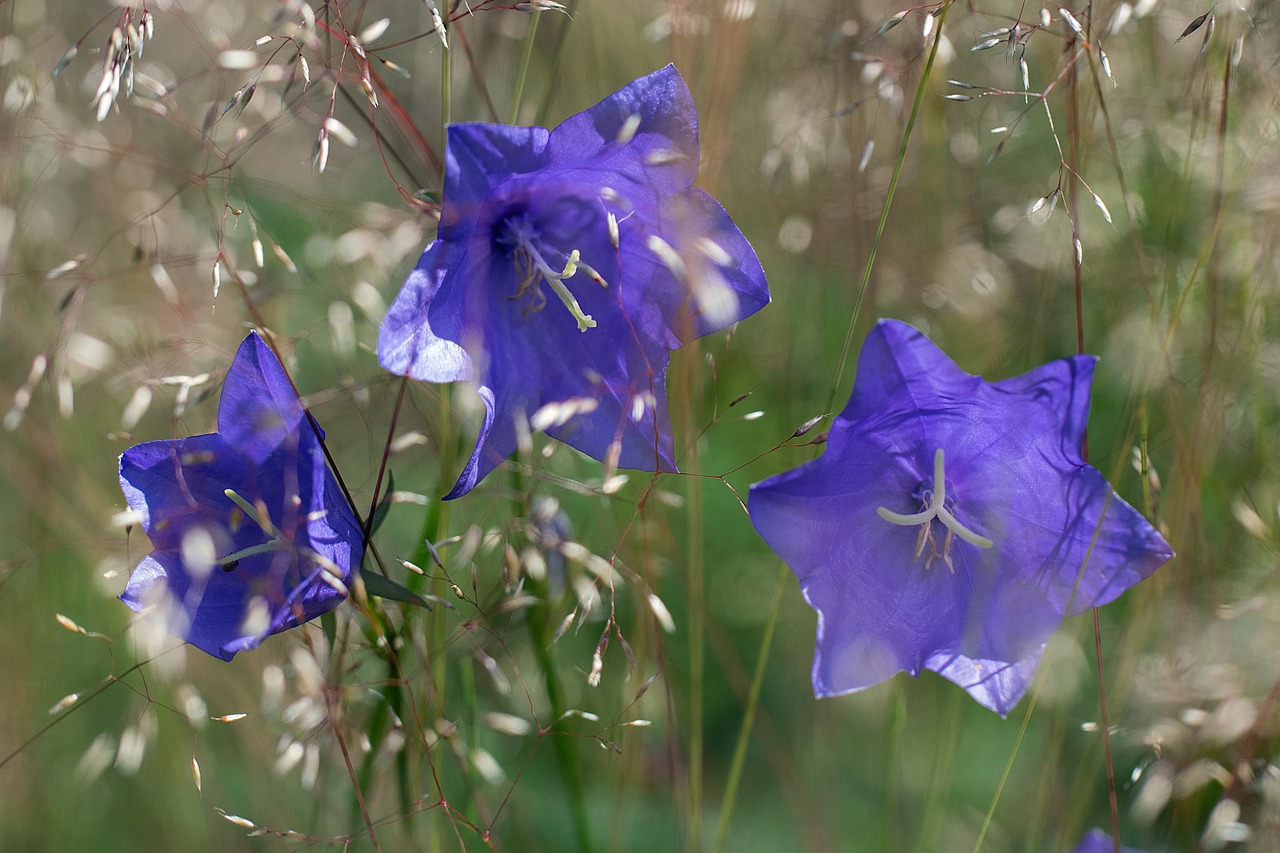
[
  {"x1": 686, "y1": 434, "x2": 706, "y2": 851},
  {"x1": 510, "y1": 14, "x2": 541, "y2": 125},
  {"x1": 710, "y1": 564, "x2": 786, "y2": 853},
  {"x1": 824, "y1": 1, "x2": 953, "y2": 415}
]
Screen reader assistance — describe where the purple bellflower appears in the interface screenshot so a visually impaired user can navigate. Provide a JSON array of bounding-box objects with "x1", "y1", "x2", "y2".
[
  {"x1": 1073, "y1": 829, "x2": 1148, "y2": 853},
  {"x1": 378, "y1": 65, "x2": 769, "y2": 498},
  {"x1": 748, "y1": 320, "x2": 1173, "y2": 715},
  {"x1": 119, "y1": 332, "x2": 362, "y2": 661}
]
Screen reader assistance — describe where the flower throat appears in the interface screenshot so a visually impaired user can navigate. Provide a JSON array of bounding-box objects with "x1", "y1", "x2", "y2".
[{"x1": 503, "y1": 214, "x2": 608, "y2": 333}]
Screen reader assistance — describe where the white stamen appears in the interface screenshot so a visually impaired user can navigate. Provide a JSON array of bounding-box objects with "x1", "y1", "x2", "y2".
[
  {"x1": 607, "y1": 212, "x2": 620, "y2": 249},
  {"x1": 510, "y1": 220, "x2": 597, "y2": 332}
]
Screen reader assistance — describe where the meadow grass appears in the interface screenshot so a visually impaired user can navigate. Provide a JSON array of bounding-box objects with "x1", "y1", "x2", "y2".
[{"x1": 2, "y1": 1, "x2": 1279, "y2": 851}]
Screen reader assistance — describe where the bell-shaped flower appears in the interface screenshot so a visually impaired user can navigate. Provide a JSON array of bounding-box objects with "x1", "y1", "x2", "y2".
[
  {"x1": 378, "y1": 64, "x2": 770, "y2": 498},
  {"x1": 748, "y1": 320, "x2": 1173, "y2": 714},
  {"x1": 118, "y1": 332, "x2": 363, "y2": 661}
]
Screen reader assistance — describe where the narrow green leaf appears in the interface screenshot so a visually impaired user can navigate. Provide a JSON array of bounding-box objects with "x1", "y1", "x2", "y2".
[{"x1": 359, "y1": 568, "x2": 433, "y2": 610}]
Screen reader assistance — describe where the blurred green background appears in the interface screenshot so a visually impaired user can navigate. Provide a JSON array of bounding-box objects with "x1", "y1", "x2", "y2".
[{"x1": 2, "y1": 1, "x2": 1279, "y2": 850}]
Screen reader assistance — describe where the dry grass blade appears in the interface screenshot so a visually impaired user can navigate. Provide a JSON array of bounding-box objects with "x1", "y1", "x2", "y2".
[
  {"x1": 876, "y1": 10, "x2": 909, "y2": 37},
  {"x1": 1090, "y1": 190, "x2": 1113, "y2": 224},
  {"x1": 1199, "y1": 14, "x2": 1216, "y2": 55}
]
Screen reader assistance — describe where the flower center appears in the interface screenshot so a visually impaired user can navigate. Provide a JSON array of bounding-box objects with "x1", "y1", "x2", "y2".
[
  {"x1": 876, "y1": 448, "x2": 993, "y2": 572},
  {"x1": 218, "y1": 488, "x2": 290, "y2": 570},
  {"x1": 217, "y1": 488, "x2": 348, "y2": 594},
  {"x1": 502, "y1": 215, "x2": 607, "y2": 333}
]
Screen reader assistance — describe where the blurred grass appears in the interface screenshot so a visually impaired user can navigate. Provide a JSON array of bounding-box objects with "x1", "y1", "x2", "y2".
[{"x1": 3, "y1": 1, "x2": 1280, "y2": 851}]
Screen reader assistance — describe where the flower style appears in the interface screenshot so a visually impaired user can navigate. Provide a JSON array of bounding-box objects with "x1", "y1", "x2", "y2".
[
  {"x1": 378, "y1": 65, "x2": 770, "y2": 498},
  {"x1": 1073, "y1": 829, "x2": 1147, "y2": 853},
  {"x1": 119, "y1": 332, "x2": 362, "y2": 661},
  {"x1": 748, "y1": 320, "x2": 1173, "y2": 715}
]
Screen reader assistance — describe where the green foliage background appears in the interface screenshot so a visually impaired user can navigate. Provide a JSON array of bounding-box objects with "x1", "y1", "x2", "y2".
[{"x1": 2, "y1": 1, "x2": 1279, "y2": 851}]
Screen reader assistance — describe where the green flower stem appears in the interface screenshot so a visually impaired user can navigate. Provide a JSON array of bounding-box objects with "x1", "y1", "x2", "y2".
[
  {"x1": 535, "y1": 1, "x2": 581, "y2": 125},
  {"x1": 912, "y1": 689, "x2": 962, "y2": 853},
  {"x1": 509, "y1": 466, "x2": 593, "y2": 853},
  {"x1": 459, "y1": 656, "x2": 482, "y2": 812},
  {"x1": 973, "y1": 684, "x2": 1042, "y2": 853},
  {"x1": 353, "y1": 633, "x2": 414, "y2": 849},
  {"x1": 417, "y1": 54, "x2": 457, "y2": 853},
  {"x1": 407, "y1": 385, "x2": 457, "y2": 853},
  {"x1": 528, "y1": 589, "x2": 593, "y2": 853},
  {"x1": 687, "y1": 466, "x2": 705, "y2": 853},
  {"x1": 510, "y1": 13, "x2": 541, "y2": 125},
  {"x1": 716, "y1": 4, "x2": 955, "y2": 848},
  {"x1": 824, "y1": 0, "x2": 953, "y2": 416},
  {"x1": 884, "y1": 683, "x2": 906, "y2": 852},
  {"x1": 711, "y1": 565, "x2": 786, "y2": 853}
]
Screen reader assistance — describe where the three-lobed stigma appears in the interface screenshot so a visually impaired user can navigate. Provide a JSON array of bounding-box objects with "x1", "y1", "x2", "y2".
[
  {"x1": 877, "y1": 448, "x2": 994, "y2": 572},
  {"x1": 506, "y1": 216, "x2": 599, "y2": 332}
]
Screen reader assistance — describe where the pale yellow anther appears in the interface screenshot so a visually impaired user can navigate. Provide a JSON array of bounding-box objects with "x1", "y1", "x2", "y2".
[{"x1": 513, "y1": 228, "x2": 597, "y2": 332}]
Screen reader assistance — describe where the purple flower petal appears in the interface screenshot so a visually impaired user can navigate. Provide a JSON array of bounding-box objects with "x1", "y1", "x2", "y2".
[
  {"x1": 120, "y1": 433, "x2": 245, "y2": 548},
  {"x1": 749, "y1": 319, "x2": 1173, "y2": 714},
  {"x1": 378, "y1": 242, "x2": 474, "y2": 384},
  {"x1": 378, "y1": 64, "x2": 770, "y2": 498},
  {"x1": 926, "y1": 649, "x2": 1042, "y2": 717},
  {"x1": 614, "y1": 188, "x2": 770, "y2": 345},
  {"x1": 118, "y1": 332, "x2": 361, "y2": 661},
  {"x1": 1072, "y1": 828, "x2": 1148, "y2": 853},
  {"x1": 546, "y1": 64, "x2": 699, "y2": 193},
  {"x1": 218, "y1": 332, "x2": 309, "y2": 464},
  {"x1": 122, "y1": 552, "x2": 256, "y2": 661},
  {"x1": 440, "y1": 123, "x2": 551, "y2": 240}
]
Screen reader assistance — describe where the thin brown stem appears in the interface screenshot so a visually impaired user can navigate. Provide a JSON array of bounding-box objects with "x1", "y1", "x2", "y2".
[
  {"x1": 361, "y1": 376, "x2": 409, "y2": 558},
  {"x1": 1066, "y1": 19, "x2": 1119, "y2": 852},
  {"x1": 332, "y1": 698, "x2": 383, "y2": 852}
]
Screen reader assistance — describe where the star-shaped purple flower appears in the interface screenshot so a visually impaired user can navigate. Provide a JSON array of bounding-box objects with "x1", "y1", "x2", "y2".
[
  {"x1": 119, "y1": 332, "x2": 362, "y2": 661},
  {"x1": 748, "y1": 320, "x2": 1173, "y2": 715},
  {"x1": 378, "y1": 64, "x2": 769, "y2": 498}
]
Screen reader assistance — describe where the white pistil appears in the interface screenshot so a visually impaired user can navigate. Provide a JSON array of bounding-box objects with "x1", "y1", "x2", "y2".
[
  {"x1": 215, "y1": 539, "x2": 291, "y2": 569},
  {"x1": 877, "y1": 449, "x2": 994, "y2": 562},
  {"x1": 224, "y1": 488, "x2": 280, "y2": 538},
  {"x1": 219, "y1": 488, "x2": 294, "y2": 570},
  {"x1": 513, "y1": 226, "x2": 597, "y2": 332}
]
